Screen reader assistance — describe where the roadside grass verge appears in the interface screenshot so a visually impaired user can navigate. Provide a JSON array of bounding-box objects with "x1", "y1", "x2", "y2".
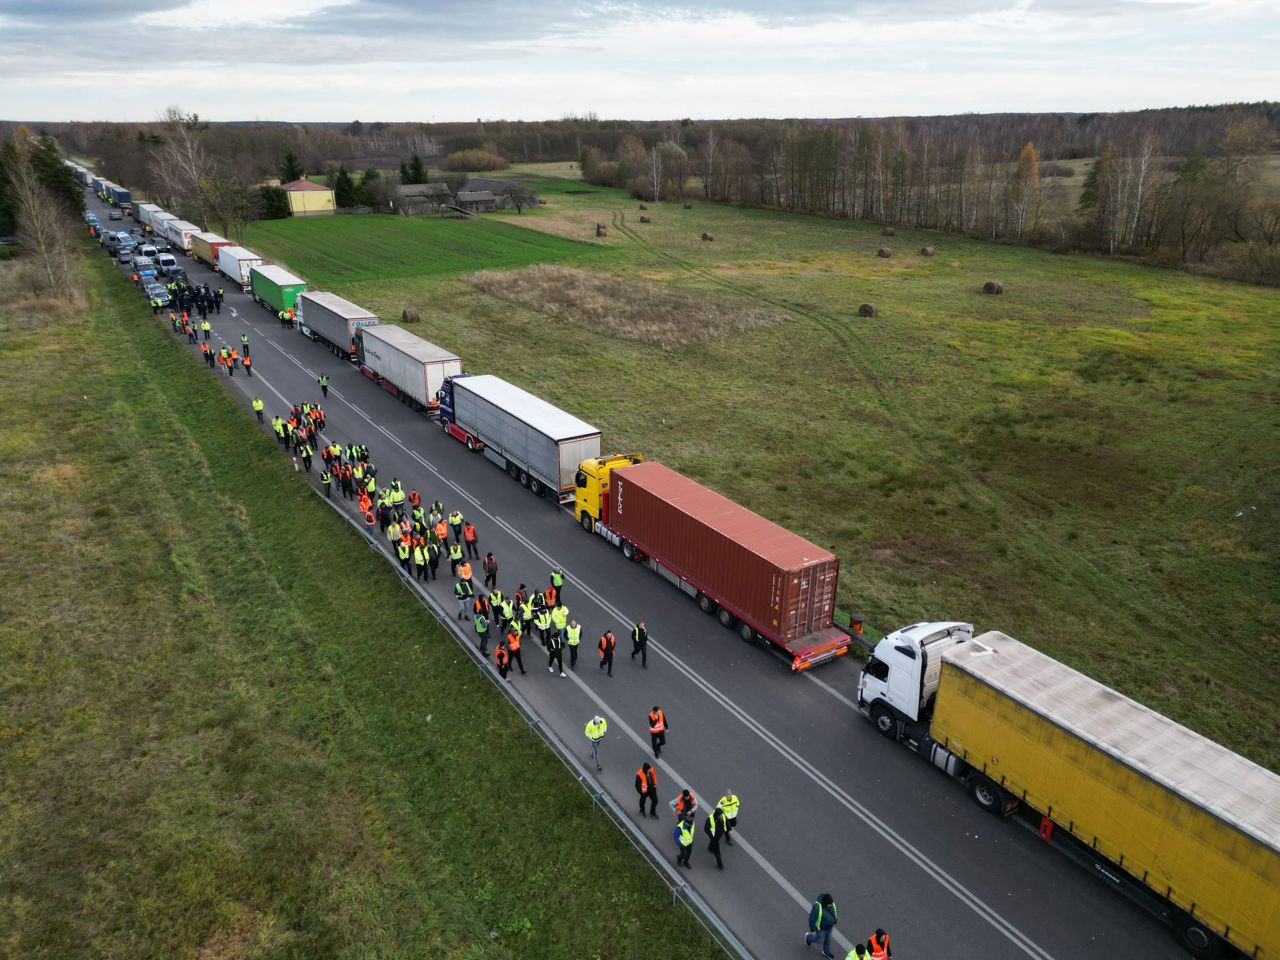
[{"x1": 0, "y1": 251, "x2": 720, "y2": 959}]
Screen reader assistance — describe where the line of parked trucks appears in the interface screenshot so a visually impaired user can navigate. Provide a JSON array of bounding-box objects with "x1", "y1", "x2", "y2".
[{"x1": 76, "y1": 164, "x2": 1279, "y2": 960}]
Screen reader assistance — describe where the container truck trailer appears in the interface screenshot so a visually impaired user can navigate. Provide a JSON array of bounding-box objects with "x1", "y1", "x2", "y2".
[
  {"x1": 296, "y1": 291, "x2": 379, "y2": 358},
  {"x1": 108, "y1": 184, "x2": 131, "y2": 206},
  {"x1": 216, "y1": 245, "x2": 263, "y2": 292},
  {"x1": 249, "y1": 265, "x2": 306, "y2": 315},
  {"x1": 576, "y1": 458, "x2": 850, "y2": 670},
  {"x1": 355, "y1": 325, "x2": 462, "y2": 414},
  {"x1": 438, "y1": 374, "x2": 601, "y2": 502},
  {"x1": 162, "y1": 219, "x2": 201, "y2": 254},
  {"x1": 136, "y1": 203, "x2": 163, "y2": 227},
  {"x1": 858, "y1": 623, "x2": 1280, "y2": 960},
  {"x1": 189, "y1": 232, "x2": 231, "y2": 270}
]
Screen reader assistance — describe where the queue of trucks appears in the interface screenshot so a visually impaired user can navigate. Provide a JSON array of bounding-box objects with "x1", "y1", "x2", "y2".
[{"x1": 73, "y1": 161, "x2": 1280, "y2": 958}]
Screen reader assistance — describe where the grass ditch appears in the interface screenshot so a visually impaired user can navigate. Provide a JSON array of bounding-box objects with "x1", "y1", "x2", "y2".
[{"x1": 0, "y1": 252, "x2": 721, "y2": 959}]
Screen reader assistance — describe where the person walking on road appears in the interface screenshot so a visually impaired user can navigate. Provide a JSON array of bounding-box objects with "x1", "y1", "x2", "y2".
[
  {"x1": 495, "y1": 638, "x2": 511, "y2": 682},
  {"x1": 675, "y1": 811, "x2": 695, "y2": 868},
  {"x1": 716, "y1": 791, "x2": 740, "y2": 846},
  {"x1": 462, "y1": 521, "x2": 479, "y2": 559},
  {"x1": 549, "y1": 566, "x2": 565, "y2": 603},
  {"x1": 565, "y1": 619, "x2": 582, "y2": 671},
  {"x1": 648, "y1": 706, "x2": 667, "y2": 759},
  {"x1": 846, "y1": 946, "x2": 868, "y2": 960},
  {"x1": 252, "y1": 397, "x2": 264, "y2": 423},
  {"x1": 448, "y1": 509, "x2": 464, "y2": 544},
  {"x1": 506, "y1": 625, "x2": 526, "y2": 675},
  {"x1": 635, "y1": 761, "x2": 659, "y2": 818},
  {"x1": 448, "y1": 541, "x2": 463, "y2": 577},
  {"x1": 805, "y1": 893, "x2": 838, "y2": 958},
  {"x1": 321, "y1": 467, "x2": 333, "y2": 498},
  {"x1": 242, "y1": 354, "x2": 252, "y2": 377},
  {"x1": 630, "y1": 620, "x2": 649, "y2": 668},
  {"x1": 585, "y1": 714, "x2": 607, "y2": 771},
  {"x1": 598, "y1": 629, "x2": 616, "y2": 676},
  {"x1": 240, "y1": 332, "x2": 250, "y2": 356},
  {"x1": 474, "y1": 610, "x2": 490, "y2": 657},
  {"x1": 201, "y1": 319, "x2": 211, "y2": 341},
  {"x1": 454, "y1": 578, "x2": 473, "y2": 620},
  {"x1": 674, "y1": 788, "x2": 697, "y2": 820},
  {"x1": 482, "y1": 551, "x2": 497, "y2": 589},
  {"x1": 546, "y1": 627, "x2": 565, "y2": 677},
  {"x1": 865, "y1": 928, "x2": 892, "y2": 959},
  {"x1": 704, "y1": 807, "x2": 727, "y2": 870},
  {"x1": 318, "y1": 373, "x2": 329, "y2": 398}
]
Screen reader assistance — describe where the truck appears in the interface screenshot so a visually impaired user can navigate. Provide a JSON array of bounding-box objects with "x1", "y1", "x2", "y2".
[
  {"x1": 189, "y1": 232, "x2": 231, "y2": 270},
  {"x1": 295, "y1": 291, "x2": 378, "y2": 358},
  {"x1": 356, "y1": 325, "x2": 462, "y2": 415},
  {"x1": 91, "y1": 176, "x2": 107, "y2": 195},
  {"x1": 216, "y1": 245, "x2": 263, "y2": 292},
  {"x1": 132, "y1": 202, "x2": 161, "y2": 225},
  {"x1": 438, "y1": 374, "x2": 601, "y2": 502},
  {"x1": 162, "y1": 219, "x2": 201, "y2": 254},
  {"x1": 857, "y1": 623, "x2": 1280, "y2": 960},
  {"x1": 109, "y1": 184, "x2": 132, "y2": 206},
  {"x1": 249, "y1": 265, "x2": 306, "y2": 315},
  {"x1": 149, "y1": 211, "x2": 176, "y2": 236},
  {"x1": 576, "y1": 459, "x2": 850, "y2": 671}
]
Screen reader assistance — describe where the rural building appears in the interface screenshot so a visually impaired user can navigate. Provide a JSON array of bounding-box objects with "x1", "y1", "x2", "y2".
[
  {"x1": 397, "y1": 182, "x2": 453, "y2": 214},
  {"x1": 455, "y1": 190, "x2": 497, "y2": 213},
  {"x1": 281, "y1": 178, "x2": 336, "y2": 217},
  {"x1": 461, "y1": 178, "x2": 538, "y2": 210}
]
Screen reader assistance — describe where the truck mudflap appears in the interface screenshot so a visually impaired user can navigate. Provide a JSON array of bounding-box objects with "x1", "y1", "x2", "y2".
[{"x1": 786, "y1": 626, "x2": 852, "y2": 672}]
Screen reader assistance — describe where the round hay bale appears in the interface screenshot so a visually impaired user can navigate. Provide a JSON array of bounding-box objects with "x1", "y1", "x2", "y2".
[
  {"x1": 920, "y1": 246, "x2": 935, "y2": 257},
  {"x1": 538, "y1": 198, "x2": 547, "y2": 205},
  {"x1": 683, "y1": 202, "x2": 693, "y2": 209},
  {"x1": 882, "y1": 227, "x2": 895, "y2": 237},
  {"x1": 857, "y1": 303, "x2": 878, "y2": 317},
  {"x1": 638, "y1": 203, "x2": 649, "y2": 210},
  {"x1": 701, "y1": 232, "x2": 714, "y2": 241},
  {"x1": 402, "y1": 308, "x2": 421, "y2": 324},
  {"x1": 596, "y1": 223, "x2": 608, "y2": 238},
  {"x1": 639, "y1": 215, "x2": 651, "y2": 223},
  {"x1": 982, "y1": 280, "x2": 1004, "y2": 295},
  {"x1": 877, "y1": 247, "x2": 892, "y2": 258}
]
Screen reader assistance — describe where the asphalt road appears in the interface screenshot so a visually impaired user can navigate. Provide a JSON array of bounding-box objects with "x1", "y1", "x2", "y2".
[{"x1": 92, "y1": 196, "x2": 1185, "y2": 960}]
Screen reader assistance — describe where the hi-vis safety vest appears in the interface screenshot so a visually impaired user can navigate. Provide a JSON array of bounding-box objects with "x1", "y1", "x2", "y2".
[
  {"x1": 867, "y1": 932, "x2": 890, "y2": 959},
  {"x1": 585, "y1": 717, "x2": 607, "y2": 741},
  {"x1": 678, "y1": 819, "x2": 695, "y2": 847},
  {"x1": 566, "y1": 624, "x2": 581, "y2": 646},
  {"x1": 717, "y1": 794, "x2": 740, "y2": 819}
]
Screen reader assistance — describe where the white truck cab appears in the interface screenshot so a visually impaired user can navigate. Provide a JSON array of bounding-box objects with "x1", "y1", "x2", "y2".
[{"x1": 858, "y1": 621, "x2": 973, "y2": 734}]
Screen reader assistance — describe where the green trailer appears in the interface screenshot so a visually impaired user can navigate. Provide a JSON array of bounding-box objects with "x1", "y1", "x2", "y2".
[{"x1": 249, "y1": 265, "x2": 307, "y2": 314}]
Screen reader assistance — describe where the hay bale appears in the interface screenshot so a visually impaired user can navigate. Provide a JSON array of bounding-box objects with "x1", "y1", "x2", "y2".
[
  {"x1": 857, "y1": 303, "x2": 878, "y2": 317},
  {"x1": 877, "y1": 247, "x2": 892, "y2": 258},
  {"x1": 402, "y1": 308, "x2": 421, "y2": 324},
  {"x1": 596, "y1": 223, "x2": 608, "y2": 238},
  {"x1": 538, "y1": 198, "x2": 547, "y2": 205},
  {"x1": 920, "y1": 246, "x2": 935, "y2": 257},
  {"x1": 683, "y1": 202, "x2": 693, "y2": 209},
  {"x1": 982, "y1": 280, "x2": 1004, "y2": 295},
  {"x1": 638, "y1": 203, "x2": 648, "y2": 210},
  {"x1": 882, "y1": 227, "x2": 895, "y2": 237},
  {"x1": 701, "y1": 233, "x2": 714, "y2": 241},
  {"x1": 638, "y1": 215, "x2": 651, "y2": 224}
]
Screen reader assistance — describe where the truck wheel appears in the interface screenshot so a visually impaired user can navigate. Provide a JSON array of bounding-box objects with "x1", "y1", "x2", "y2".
[
  {"x1": 621, "y1": 541, "x2": 636, "y2": 560},
  {"x1": 970, "y1": 775, "x2": 1008, "y2": 815},
  {"x1": 1172, "y1": 913, "x2": 1223, "y2": 960},
  {"x1": 870, "y1": 703, "x2": 897, "y2": 738},
  {"x1": 529, "y1": 478, "x2": 542, "y2": 497},
  {"x1": 738, "y1": 622, "x2": 756, "y2": 643},
  {"x1": 519, "y1": 470, "x2": 529, "y2": 487},
  {"x1": 717, "y1": 608, "x2": 738, "y2": 629},
  {"x1": 580, "y1": 513, "x2": 594, "y2": 533},
  {"x1": 441, "y1": 418, "x2": 451, "y2": 434},
  {"x1": 508, "y1": 463, "x2": 519, "y2": 481},
  {"x1": 697, "y1": 594, "x2": 716, "y2": 614},
  {"x1": 466, "y1": 436, "x2": 476, "y2": 451}
]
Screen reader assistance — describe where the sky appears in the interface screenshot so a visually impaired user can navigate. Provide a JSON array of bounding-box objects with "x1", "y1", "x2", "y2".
[{"x1": 0, "y1": 0, "x2": 1276, "y2": 122}]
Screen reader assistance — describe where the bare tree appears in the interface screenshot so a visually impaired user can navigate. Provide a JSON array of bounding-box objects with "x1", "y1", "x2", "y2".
[
  {"x1": 198, "y1": 174, "x2": 259, "y2": 244},
  {"x1": 10, "y1": 152, "x2": 75, "y2": 291},
  {"x1": 156, "y1": 106, "x2": 210, "y2": 219}
]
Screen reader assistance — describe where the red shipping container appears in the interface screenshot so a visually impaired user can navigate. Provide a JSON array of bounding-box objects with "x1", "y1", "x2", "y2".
[{"x1": 608, "y1": 461, "x2": 839, "y2": 644}]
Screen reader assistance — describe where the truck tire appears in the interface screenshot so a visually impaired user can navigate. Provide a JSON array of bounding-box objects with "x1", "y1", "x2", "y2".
[
  {"x1": 529, "y1": 477, "x2": 542, "y2": 497},
  {"x1": 970, "y1": 775, "x2": 1008, "y2": 815},
  {"x1": 518, "y1": 470, "x2": 529, "y2": 487},
  {"x1": 580, "y1": 513, "x2": 594, "y2": 533},
  {"x1": 738, "y1": 622, "x2": 756, "y2": 643},
  {"x1": 621, "y1": 541, "x2": 637, "y2": 561},
  {"x1": 717, "y1": 608, "x2": 738, "y2": 629},
  {"x1": 508, "y1": 463, "x2": 519, "y2": 481},
  {"x1": 466, "y1": 435, "x2": 476, "y2": 451},
  {"x1": 697, "y1": 594, "x2": 716, "y2": 614},
  {"x1": 870, "y1": 703, "x2": 897, "y2": 738},
  {"x1": 1172, "y1": 913, "x2": 1223, "y2": 960},
  {"x1": 441, "y1": 418, "x2": 451, "y2": 434}
]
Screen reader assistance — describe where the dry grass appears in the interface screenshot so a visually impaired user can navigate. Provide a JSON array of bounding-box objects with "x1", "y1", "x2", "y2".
[
  {"x1": 0, "y1": 258, "x2": 85, "y2": 326},
  {"x1": 466, "y1": 264, "x2": 784, "y2": 348}
]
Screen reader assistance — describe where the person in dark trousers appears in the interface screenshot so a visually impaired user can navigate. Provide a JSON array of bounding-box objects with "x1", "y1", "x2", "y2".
[
  {"x1": 549, "y1": 566, "x2": 565, "y2": 603},
  {"x1": 462, "y1": 521, "x2": 479, "y2": 558},
  {"x1": 566, "y1": 620, "x2": 581, "y2": 670},
  {"x1": 598, "y1": 629, "x2": 616, "y2": 676},
  {"x1": 546, "y1": 627, "x2": 565, "y2": 677},
  {"x1": 648, "y1": 706, "x2": 667, "y2": 759},
  {"x1": 635, "y1": 762, "x2": 659, "y2": 818},
  {"x1": 318, "y1": 373, "x2": 329, "y2": 398},
  {"x1": 865, "y1": 928, "x2": 892, "y2": 959},
  {"x1": 805, "y1": 893, "x2": 838, "y2": 958},
  {"x1": 482, "y1": 552, "x2": 498, "y2": 589},
  {"x1": 321, "y1": 468, "x2": 332, "y2": 498},
  {"x1": 252, "y1": 398, "x2": 264, "y2": 423},
  {"x1": 240, "y1": 333, "x2": 250, "y2": 356},
  {"x1": 495, "y1": 638, "x2": 510, "y2": 682},
  {"x1": 630, "y1": 620, "x2": 649, "y2": 668},
  {"x1": 242, "y1": 354, "x2": 252, "y2": 377},
  {"x1": 675, "y1": 811, "x2": 695, "y2": 868},
  {"x1": 704, "y1": 807, "x2": 726, "y2": 870},
  {"x1": 506, "y1": 627, "x2": 526, "y2": 675},
  {"x1": 474, "y1": 611, "x2": 490, "y2": 657},
  {"x1": 716, "y1": 790, "x2": 739, "y2": 846}
]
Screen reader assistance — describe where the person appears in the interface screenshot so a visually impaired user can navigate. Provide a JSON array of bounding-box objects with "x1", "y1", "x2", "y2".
[
  {"x1": 299, "y1": 442, "x2": 314, "y2": 474},
  {"x1": 805, "y1": 894, "x2": 838, "y2": 958},
  {"x1": 675, "y1": 811, "x2": 695, "y2": 868},
  {"x1": 252, "y1": 397, "x2": 264, "y2": 423},
  {"x1": 506, "y1": 625, "x2": 526, "y2": 675},
  {"x1": 201, "y1": 319, "x2": 211, "y2": 340},
  {"x1": 241, "y1": 354, "x2": 252, "y2": 377},
  {"x1": 318, "y1": 373, "x2": 329, "y2": 398},
  {"x1": 845, "y1": 946, "x2": 868, "y2": 960},
  {"x1": 674, "y1": 788, "x2": 697, "y2": 820},
  {"x1": 462, "y1": 520, "x2": 479, "y2": 558},
  {"x1": 535, "y1": 606, "x2": 553, "y2": 649},
  {"x1": 519, "y1": 594, "x2": 535, "y2": 638},
  {"x1": 454, "y1": 578, "x2": 472, "y2": 620},
  {"x1": 865, "y1": 928, "x2": 892, "y2": 959},
  {"x1": 550, "y1": 603, "x2": 568, "y2": 645},
  {"x1": 635, "y1": 762, "x2": 658, "y2": 818},
  {"x1": 598, "y1": 629, "x2": 616, "y2": 676},
  {"x1": 565, "y1": 619, "x2": 582, "y2": 671},
  {"x1": 546, "y1": 626, "x2": 565, "y2": 677},
  {"x1": 448, "y1": 509, "x2": 464, "y2": 544},
  {"x1": 474, "y1": 610, "x2": 490, "y2": 657},
  {"x1": 716, "y1": 791, "x2": 740, "y2": 846},
  {"x1": 630, "y1": 620, "x2": 649, "y2": 668},
  {"x1": 550, "y1": 566, "x2": 565, "y2": 603},
  {"x1": 457, "y1": 558, "x2": 472, "y2": 584},
  {"x1": 413, "y1": 539, "x2": 427, "y2": 581},
  {"x1": 495, "y1": 638, "x2": 511, "y2": 682},
  {"x1": 240, "y1": 332, "x2": 250, "y2": 356},
  {"x1": 482, "y1": 552, "x2": 497, "y2": 589},
  {"x1": 448, "y1": 541, "x2": 463, "y2": 577},
  {"x1": 397, "y1": 538, "x2": 411, "y2": 573},
  {"x1": 426, "y1": 538, "x2": 440, "y2": 581},
  {"x1": 584, "y1": 715, "x2": 607, "y2": 771},
  {"x1": 704, "y1": 807, "x2": 726, "y2": 870},
  {"x1": 321, "y1": 467, "x2": 333, "y2": 498},
  {"x1": 648, "y1": 706, "x2": 667, "y2": 759}
]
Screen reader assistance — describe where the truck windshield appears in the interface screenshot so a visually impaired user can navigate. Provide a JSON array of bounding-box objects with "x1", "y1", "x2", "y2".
[{"x1": 864, "y1": 657, "x2": 889, "y2": 681}]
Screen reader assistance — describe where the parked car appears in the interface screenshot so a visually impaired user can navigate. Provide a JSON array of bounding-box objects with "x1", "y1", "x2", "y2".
[
  {"x1": 148, "y1": 236, "x2": 171, "y2": 252},
  {"x1": 167, "y1": 267, "x2": 189, "y2": 285},
  {"x1": 133, "y1": 256, "x2": 158, "y2": 280},
  {"x1": 138, "y1": 244, "x2": 158, "y2": 260},
  {"x1": 117, "y1": 246, "x2": 136, "y2": 264},
  {"x1": 108, "y1": 210, "x2": 123, "y2": 220},
  {"x1": 157, "y1": 253, "x2": 179, "y2": 275},
  {"x1": 144, "y1": 282, "x2": 170, "y2": 306}
]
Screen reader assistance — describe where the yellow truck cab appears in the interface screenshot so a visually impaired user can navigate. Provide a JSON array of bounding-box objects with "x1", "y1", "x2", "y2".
[{"x1": 574, "y1": 453, "x2": 643, "y2": 531}]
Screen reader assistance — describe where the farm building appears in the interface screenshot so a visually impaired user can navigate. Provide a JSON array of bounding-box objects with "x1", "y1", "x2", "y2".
[
  {"x1": 281, "y1": 178, "x2": 336, "y2": 217},
  {"x1": 455, "y1": 190, "x2": 497, "y2": 213},
  {"x1": 397, "y1": 182, "x2": 453, "y2": 214},
  {"x1": 461, "y1": 178, "x2": 538, "y2": 210}
]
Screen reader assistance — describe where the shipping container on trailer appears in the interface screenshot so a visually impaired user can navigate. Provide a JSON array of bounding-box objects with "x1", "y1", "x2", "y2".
[
  {"x1": 438, "y1": 374, "x2": 601, "y2": 501},
  {"x1": 135, "y1": 203, "x2": 163, "y2": 226},
  {"x1": 162, "y1": 219, "x2": 200, "y2": 253},
  {"x1": 596, "y1": 460, "x2": 848, "y2": 669},
  {"x1": 149, "y1": 211, "x2": 177, "y2": 233},
  {"x1": 295, "y1": 291, "x2": 379, "y2": 358},
  {"x1": 91, "y1": 176, "x2": 106, "y2": 194},
  {"x1": 356, "y1": 325, "x2": 461, "y2": 414},
  {"x1": 216, "y1": 245, "x2": 263, "y2": 292},
  {"x1": 189, "y1": 232, "x2": 231, "y2": 269},
  {"x1": 108, "y1": 184, "x2": 131, "y2": 206},
  {"x1": 249, "y1": 265, "x2": 307, "y2": 314}
]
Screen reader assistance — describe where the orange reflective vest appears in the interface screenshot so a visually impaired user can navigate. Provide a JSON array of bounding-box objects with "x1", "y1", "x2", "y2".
[
  {"x1": 599, "y1": 632, "x2": 615, "y2": 658},
  {"x1": 507, "y1": 630, "x2": 521, "y2": 652},
  {"x1": 648, "y1": 709, "x2": 666, "y2": 734},
  {"x1": 495, "y1": 647, "x2": 509, "y2": 667},
  {"x1": 868, "y1": 933, "x2": 889, "y2": 959},
  {"x1": 636, "y1": 767, "x2": 657, "y2": 794}
]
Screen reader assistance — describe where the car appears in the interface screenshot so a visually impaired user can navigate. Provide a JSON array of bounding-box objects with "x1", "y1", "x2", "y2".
[
  {"x1": 117, "y1": 246, "x2": 136, "y2": 263},
  {"x1": 108, "y1": 210, "x2": 123, "y2": 220},
  {"x1": 133, "y1": 256, "x2": 158, "y2": 279},
  {"x1": 167, "y1": 267, "x2": 189, "y2": 285},
  {"x1": 138, "y1": 244, "x2": 158, "y2": 259},
  {"x1": 157, "y1": 253, "x2": 179, "y2": 275},
  {"x1": 83, "y1": 210, "x2": 98, "y2": 223},
  {"x1": 148, "y1": 236, "x2": 171, "y2": 253},
  {"x1": 144, "y1": 283, "x2": 170, "y2": 306}
]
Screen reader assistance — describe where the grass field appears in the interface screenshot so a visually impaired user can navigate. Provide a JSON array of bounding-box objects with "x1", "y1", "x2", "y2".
[
  {"x1": 244, "y1": 173, "x2": 1280, "y2": 771},
  {"x1": 0, "y1": 253, "x2": 721, "y2": 958}
]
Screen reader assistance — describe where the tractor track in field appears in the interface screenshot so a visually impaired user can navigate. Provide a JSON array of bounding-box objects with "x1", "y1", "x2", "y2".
[{"x1": 609, "y1": 207, "x2": 1179, "y2": 635}]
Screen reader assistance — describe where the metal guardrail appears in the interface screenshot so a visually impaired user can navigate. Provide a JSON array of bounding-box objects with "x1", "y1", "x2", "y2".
[{"x1": 314, "y1": 491, "x2": 754, "y2": 960}]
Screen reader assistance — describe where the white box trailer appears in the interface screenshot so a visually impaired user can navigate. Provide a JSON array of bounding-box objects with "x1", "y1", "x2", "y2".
[
  {"x1": 296, "y1": 291, "x2": 380, "y2": 359},
  {"x1": 439, "y1": 373, "x2": 601, "y2": 502},
  {"x1": 356, "y1": 325, "x2": 462, "y2": 415},
  {"x1": 216, "y1": 245, "x2": 264, "y2": 292},
  {"x1": 136, "y1": 203, "x2": 163, "y2": 226},
  {"x1": 162, "y1": 219, "x2": 201, "y2": 253}
]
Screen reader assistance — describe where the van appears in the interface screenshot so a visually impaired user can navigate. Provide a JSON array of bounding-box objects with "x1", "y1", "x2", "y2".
[{"x1": 157, "y1": 253, "x2": 178, "y2": 275}]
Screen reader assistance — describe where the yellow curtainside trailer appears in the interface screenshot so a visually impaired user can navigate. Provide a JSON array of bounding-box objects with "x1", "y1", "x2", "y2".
[{"x1": 932, "y1": 633, "x2": 1279, "y2": 960}]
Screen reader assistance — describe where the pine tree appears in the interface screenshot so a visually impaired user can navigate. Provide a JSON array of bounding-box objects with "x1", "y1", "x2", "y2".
[
  {"x1": 357, "y1": 168, "x2": 381, "y2": 207},
  {"x1": 333, "y1": 165, "x2": 357, "y2": 208},
  {"x1": 278, "y1": 151, "x2": 304, "y2": 183},
  {"x1": 260, "y1": 185, "x2": 291, "y2": 219},
  {"x1": 399, "y1": 153, "x2": 428, "y2": 185}
]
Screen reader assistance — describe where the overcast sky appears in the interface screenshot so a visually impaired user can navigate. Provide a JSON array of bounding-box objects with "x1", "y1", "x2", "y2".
[{"x1": 1, "y1": 0, "x2": 1276, "y2": 122}]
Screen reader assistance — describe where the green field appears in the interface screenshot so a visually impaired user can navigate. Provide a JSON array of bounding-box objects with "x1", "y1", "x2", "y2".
[
  {"x1": 0, "y1": 254, "x2": 720, "y2": 958},
  {"x1": 245, "y1": 174, "x2": 1280, "y2": 770}
]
